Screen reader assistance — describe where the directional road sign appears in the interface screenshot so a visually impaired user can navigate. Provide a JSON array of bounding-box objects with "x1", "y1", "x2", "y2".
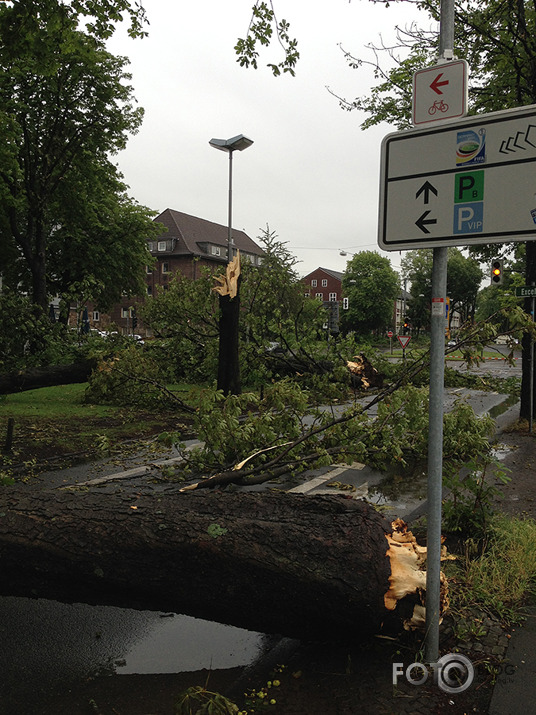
[
  {"x1": 378, "y1": 104, "x2": 536, "y2": 251},
  {"x1": 516, "y1": 286, "x2": 536, "y2": 297},
  {"x1": 413, "y1": 60, "x2": 468, "y2": 126}
]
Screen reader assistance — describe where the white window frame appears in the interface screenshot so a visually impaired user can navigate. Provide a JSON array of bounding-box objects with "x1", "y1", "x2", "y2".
[
  {"x1": 211, "y1": 245, "x2": 221, "y2": 256},
  {"x1": 315, "y1": 292, "x2": 323, "y2": 300},
  {"x1": 342, "y1": 297, "x2": 349, "y2": 310},
  {"x1": 322, "y1": 279, "x2": 328, "y2": 287},
  {"x1": 311, "y1": 279, "x2": 317, "y2": 287},
  {"x1": 329, "y1": 292, "x2": 337, "y2": 302},
  {"x1": 162, "y1": 262, "x2": 170, "y2": 274},
  {"x1": 157, "y1": 241, "x2": 167, "y2": 252}
]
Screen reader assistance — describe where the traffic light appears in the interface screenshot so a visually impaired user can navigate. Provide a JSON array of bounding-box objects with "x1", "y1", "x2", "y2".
[
  {"x1": 491, "y1": 259, "x2": 504, "y2": 285},
  {"x1": 403, "y1": 318, "x2": 410, "y2": 334},
  {"x1": 132, "y1": 310, "x2": 138, "y2": 329}
]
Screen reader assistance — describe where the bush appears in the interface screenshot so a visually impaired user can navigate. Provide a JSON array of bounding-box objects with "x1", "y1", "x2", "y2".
[{"x1": 85, "y1": 346, "x2": 178, "y2": 408}]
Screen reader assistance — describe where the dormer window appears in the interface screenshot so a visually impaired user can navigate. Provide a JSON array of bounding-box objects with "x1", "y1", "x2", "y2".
[
  {"x1": 157, "y1": 241, "x2": 167, "y2": 252},
  {"x1": 211, "y1": 246, "x2": 221, "y2": 256}
]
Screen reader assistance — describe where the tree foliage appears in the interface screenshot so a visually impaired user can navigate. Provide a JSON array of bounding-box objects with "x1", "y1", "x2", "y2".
[
  {"x1": 401, "y1": 248, "x2": 482, "y2": 332},
  {"x1": 0, "y1": 0, "x2": 157, "y2": 315},
  {"x1": 140, "y1": 227, "x2": 327, "y2": 387},
  {"x1": 341, "y1": 251, "x2": 400, "y2": 334},
  {"x1": 235, "y1": 0, "x2": 299, "y2": 76}
]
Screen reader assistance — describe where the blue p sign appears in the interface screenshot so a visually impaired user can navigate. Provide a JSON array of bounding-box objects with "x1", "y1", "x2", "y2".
[{"x1": 453, "y1": 203, "x2": 484, "y2": 234}]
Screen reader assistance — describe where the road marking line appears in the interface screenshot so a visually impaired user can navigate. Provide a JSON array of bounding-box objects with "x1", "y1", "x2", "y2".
[
  {"x1": 65, "y1": 443, "x2": 204, "y2": 487},
  {"x1": 287, "y1": 463, "x2": 364, "y2": 494}
]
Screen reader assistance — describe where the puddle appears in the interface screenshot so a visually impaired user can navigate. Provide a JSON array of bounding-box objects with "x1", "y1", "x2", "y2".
[
  {"x1": 488, "y1": 392, "x2": 520, "y2": 419},
  {"x1": 0, "y1": 596, "x2": 265, "y2": 712},
  {"x1": 367, "y1": 462, "x2": 428, "y2": 517},
  {"x1": 116, "y1": 613, "x2": 264, "y2": 674}
]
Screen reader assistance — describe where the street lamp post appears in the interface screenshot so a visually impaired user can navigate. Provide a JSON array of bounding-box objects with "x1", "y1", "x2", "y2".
[{"x1": 209, "y1": 134, "x2": 253, "y2": 395}]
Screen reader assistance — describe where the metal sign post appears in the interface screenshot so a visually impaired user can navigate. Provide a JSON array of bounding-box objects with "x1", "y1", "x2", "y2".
[{"x1": 423, "y1": 0, "x2": 454, "y2": 666}]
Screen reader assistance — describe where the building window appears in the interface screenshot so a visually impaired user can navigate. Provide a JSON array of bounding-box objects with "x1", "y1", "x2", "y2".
[
  {"x1": 92, "y1": 311, "x2": 100, "y2": 322},
  {"x1": 146, "y1": 265, "x2": 152, "y2": 274},
  {"x1": 212, "y1": 245, "x2": 221, "y2": 256},
  {"x1": 121, "y1": 308, "x2": 130, "y2": 318},
  {"x1": 342, "y1": 297, "x2": 349, "y2": 310},
  {"x1": 322, "y1": 279, "x2": 328, "y2": 287},
  {"x1": 304, "y1": 292, "x2": 310, "y2": 298},
  {"x1": 148, "y1": 241, "x2": 156, "y2": 252},
  {"x1": 147, "y1": 285, "x2": 152, "y2": 296},
  {"x1": 162, "y1": 262, "x2": 169, "y2": 274},
  {"x1": 311, "y1": 279, "x2": 317, "y2": 287},
  {"x1": 329, "y1": 292, "x2": 337, "y2": 302},
  {"x1": 257, "y1": 256, "x2": 263, "y2": 265},
  {"x1": 315, "y1": 292, "x2": 323, "y2": 300},
  {"x1": 157, "y1": 241, "x2": 167, "y2": 251}
]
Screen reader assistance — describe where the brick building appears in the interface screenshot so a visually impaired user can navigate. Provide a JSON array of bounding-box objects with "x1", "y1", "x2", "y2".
[
  {"x1": 85, "y1": 208, "x2": 265, "y2": 336},
  {"x1": 302, "y1": 267, "x2": 344, "y2": 303}
]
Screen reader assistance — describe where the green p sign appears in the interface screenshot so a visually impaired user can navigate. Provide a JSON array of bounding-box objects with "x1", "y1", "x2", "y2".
[{"x1": 454, "y1": 170, "x2": 484, "y2": 203}]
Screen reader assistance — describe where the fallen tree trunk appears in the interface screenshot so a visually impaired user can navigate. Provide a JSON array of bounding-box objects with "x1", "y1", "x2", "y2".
[
  {"x1": 0, "y1": 359, "x2": 96, "y2": 394},
  {"x1": 0, "y1": 489, "x2": 442, "y2": 641}
]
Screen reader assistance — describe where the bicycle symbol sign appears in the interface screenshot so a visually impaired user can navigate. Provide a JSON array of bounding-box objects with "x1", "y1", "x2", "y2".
[
  {"x1": 428, "y1": 100, "x2": 449, "y2": 116},
  {"x1": 412, "y1": 60, "x2": 468, "y2": 126}
]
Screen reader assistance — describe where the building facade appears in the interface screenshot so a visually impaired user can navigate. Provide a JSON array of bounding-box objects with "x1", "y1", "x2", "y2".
[
  {"x1": 79, "y1": 208, "x2": 265, "y2": 337},
  {"x1": 302, "y1": 267, "x2": 344, "y2": 304}
]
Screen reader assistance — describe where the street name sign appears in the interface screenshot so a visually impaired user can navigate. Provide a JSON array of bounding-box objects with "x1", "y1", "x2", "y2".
[
  {"x1": 516, "y1": 286, "x2": 536, "y2": 297},
  {"x1": 413, "y1": 60, "x2": 468, "y2": 126},
  {"x1": 378, "y1": 104, "x2": 536, "y2": 251}
]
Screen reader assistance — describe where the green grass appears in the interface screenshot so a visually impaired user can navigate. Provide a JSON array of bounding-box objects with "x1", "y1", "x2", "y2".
[
  {"x1": 449, "y1": 515, "x2": 536, "y2": 625},
  {"x1": 1, "y1": 383, "x2": 115, "y2": 419}
]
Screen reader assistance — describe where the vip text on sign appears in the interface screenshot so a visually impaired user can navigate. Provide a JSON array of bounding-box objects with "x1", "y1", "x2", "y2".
[
  {"x1": 378, "y1": 104, "x2": 536, "y2": 251},
  {"x1": 412, "y1": 60, "x2": 468, "y2": 126}
]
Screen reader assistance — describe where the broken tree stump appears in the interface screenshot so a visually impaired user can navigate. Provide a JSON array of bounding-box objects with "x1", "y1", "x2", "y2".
[{"x1": 0, "y1": 489, "x2": 444, "y2": 641}]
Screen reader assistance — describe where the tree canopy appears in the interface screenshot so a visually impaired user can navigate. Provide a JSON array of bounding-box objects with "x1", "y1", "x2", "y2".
[
  {"x1": 341, "y1": 251, "x2": 400, "y2": 334},
  {"x1": 401, "y1": 248, "x2": 483, "y2": 333},
  {"x1": 0, "y1": 0, "x2": 157, "y2": 315}
]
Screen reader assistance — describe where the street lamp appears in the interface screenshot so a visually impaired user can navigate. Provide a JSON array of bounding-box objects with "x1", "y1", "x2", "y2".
[
  {"x1": 209, "y1": 134, "x2": 253, "y2": 262},
  {"x1": 209, "y1": 134, "x2": 253, "y2": 395}
]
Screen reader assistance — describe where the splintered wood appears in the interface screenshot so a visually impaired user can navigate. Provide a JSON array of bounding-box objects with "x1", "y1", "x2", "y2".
[
  {"x1": 384, "y1": 518, "x2": 452, "y2": 630},
  {"x1": 213, "y1": 251, "x2": 241, "y2": 299}
]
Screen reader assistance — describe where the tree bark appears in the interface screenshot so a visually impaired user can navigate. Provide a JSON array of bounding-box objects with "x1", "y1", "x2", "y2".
[
  {"x1": 0, "y1": 489, "x2": 427, "y2": 641},
  {"x1": 0, "y1": 359, "x2": 96, "y2": 394},
  {"x1": 217, "y1": 290, "x2": 241, "y2": 396}
]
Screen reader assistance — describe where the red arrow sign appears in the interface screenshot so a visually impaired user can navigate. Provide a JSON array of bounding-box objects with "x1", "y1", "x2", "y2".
[{"x1": 430, "y1": 73, "x2": 449, "y2": 95}]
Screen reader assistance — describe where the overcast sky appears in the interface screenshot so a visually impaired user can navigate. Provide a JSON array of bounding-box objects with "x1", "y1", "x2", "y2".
[{"x1": 109, "y1": 0, "x2": 430, "y2": 277}]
